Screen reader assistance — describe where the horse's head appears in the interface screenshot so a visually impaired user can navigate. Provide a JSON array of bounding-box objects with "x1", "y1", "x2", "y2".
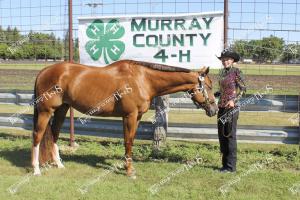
[{"x1": 188, "y1": 67, "x2": 218, "y2": 117}]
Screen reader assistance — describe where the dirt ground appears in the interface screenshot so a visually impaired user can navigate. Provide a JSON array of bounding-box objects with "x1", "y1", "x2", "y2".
[
  {"x1": 210, "y1": 74, "x2": 300, "y2": 94},
  {"x1": 0, "y1": 69, "x2": 38, "y2": 90}
]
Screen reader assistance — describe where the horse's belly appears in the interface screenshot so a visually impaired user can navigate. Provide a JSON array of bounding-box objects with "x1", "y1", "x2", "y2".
[{"x1": 71, "y1": 101, "x2": 118, "y2": 116}]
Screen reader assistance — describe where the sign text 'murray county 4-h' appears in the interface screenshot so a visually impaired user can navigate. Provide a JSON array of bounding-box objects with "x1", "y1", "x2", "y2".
[{"x1": 78, "y1": 12, "x2": 224, "y2": 69}]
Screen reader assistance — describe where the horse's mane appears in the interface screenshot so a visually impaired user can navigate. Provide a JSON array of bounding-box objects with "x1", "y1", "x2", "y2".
[{"x1": 132, "y1": 61, "x2": 191, "y2": 73}]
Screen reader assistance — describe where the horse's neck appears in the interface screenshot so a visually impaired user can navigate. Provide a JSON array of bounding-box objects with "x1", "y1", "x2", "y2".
[{"x1": 147, "y1": 70, "x2": 198, "y2": 96}]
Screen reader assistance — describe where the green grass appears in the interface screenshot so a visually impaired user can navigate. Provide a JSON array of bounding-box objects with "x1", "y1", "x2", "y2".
[
  {"x1": 0, "y1": 104, "x2": 298, "y2": 127},
  {"x1": 0, "y1": 63, "x2": 48, "y2": 70},
  {"x1": 0, "y1": 128, "x2": 299, "y2": 200}
]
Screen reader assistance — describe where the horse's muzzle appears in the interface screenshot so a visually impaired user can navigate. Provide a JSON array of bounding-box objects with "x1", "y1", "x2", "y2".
[{"x1": 206, "y1": 105, "x2": 218, "y2": 117}]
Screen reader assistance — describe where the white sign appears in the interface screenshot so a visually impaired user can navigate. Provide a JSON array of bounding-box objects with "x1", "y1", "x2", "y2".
[{"x1": 78, "y1": 12, "x2": 224, "y2": 69}]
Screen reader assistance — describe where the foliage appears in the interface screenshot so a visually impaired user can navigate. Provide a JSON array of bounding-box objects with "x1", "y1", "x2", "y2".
[
  {"x1": 232, "y1": 35, "x2": 299, "y2": 63},
  {"x1": 0, "y1": 26, "x2": 76, "y2": 61}
]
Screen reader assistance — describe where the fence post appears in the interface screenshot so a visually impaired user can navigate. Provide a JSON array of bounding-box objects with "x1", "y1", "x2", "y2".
[
  {"x1": 153, "y1": 95, "x2": 169, "y2": 149},
  {"x1": 298, "y1": 93, "x2": 300, "y2": 148},
  {"x1": 224, "y1": 0, "x2": 229, "y2": 48},
  {"x1": 68, "y1": 0, "x2": 76, "y2": 147}
]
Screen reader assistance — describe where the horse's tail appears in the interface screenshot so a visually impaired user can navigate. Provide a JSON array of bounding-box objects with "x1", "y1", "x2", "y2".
[
  {"x1": 33, "y1": 78, "x2": 38, "y2": 131},
  {"x1": 32, "y1": 75, "x2": 54, "y2": 165}
]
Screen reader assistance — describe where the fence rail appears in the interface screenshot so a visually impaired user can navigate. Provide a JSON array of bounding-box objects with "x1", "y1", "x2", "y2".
[
  {"x1": 0, "y1": 114, "x2": 298, "y2": 144},
  {"x1": 0, "y1": 91, "x2": 298, "y2": 112}
]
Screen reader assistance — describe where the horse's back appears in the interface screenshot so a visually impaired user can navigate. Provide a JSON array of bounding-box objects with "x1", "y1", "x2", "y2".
[
  {"x1": 38, "y1": 60, "x2": 137, "y2": 79},
  {"x1": 36, "y1": 62, "x2": 99, "y2": 89}
]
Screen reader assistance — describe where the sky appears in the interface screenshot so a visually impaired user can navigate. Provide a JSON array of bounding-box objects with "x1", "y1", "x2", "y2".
[{"x1": 0, "y1": 0, "x2": 299, "y2": 44}]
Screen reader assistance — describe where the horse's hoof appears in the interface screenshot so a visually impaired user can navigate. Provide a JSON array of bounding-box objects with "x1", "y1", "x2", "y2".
[
  {"x1": 130, "y1": 175, "x2": 137, "y2": 180},
  {"x1": 55, "y1": 158, "x2": 65, "y2": 168},
  {"x1": 33, "y1": 169, "x2": 41, "y2": 176},
  {"x1": 127, "y1": 173, "x2": 137, "y2": 179},
  {"x1": 127, "y1": 169, "x2": 137, "y2": 179},
  {"x1": 57, "y1": 164, "x2": 65, "y2": 169}
]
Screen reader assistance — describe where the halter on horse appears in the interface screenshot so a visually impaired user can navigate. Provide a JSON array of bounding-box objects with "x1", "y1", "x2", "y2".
[{"x1": 31, "y1": 60, "x2": 218, "y2": 177}]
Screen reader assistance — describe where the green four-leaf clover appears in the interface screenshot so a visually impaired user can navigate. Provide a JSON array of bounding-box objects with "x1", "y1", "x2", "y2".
[{"x1": 85, "y1": 19, "x2": 125, "y2": 64}]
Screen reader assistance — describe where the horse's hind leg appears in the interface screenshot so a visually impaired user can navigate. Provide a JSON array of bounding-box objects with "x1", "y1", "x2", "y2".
[
  {"x1": 51, "y1": 103, "x2": 70, "y2": 168},
  {"x1": 32, "y1": 111, "x2": 52, "y2": 175}
]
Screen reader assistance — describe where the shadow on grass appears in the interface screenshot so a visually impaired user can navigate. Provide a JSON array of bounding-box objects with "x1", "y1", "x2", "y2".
[
  {"x1": 0, "y1": 131, "x2": 222, "y2": 174},
  {"x1": 0, "y1": 148, "x2": 31, "y2": 171},
  {"x1": 0, "y1": 132, "x2": 31, "y2": 165},
  {"x1": 62, "y1": 154, "x2": 128, "y2": 175},
  {"x1": 0, "y1": 132, "x2": 127, "y2": 174}
]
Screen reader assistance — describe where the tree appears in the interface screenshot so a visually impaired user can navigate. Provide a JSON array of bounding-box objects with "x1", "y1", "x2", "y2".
[
  {"x1": 0, "y1": 26, "x2": 5, "y2": 42},
  {"x1": 74, "y1": 38, "x2": 79, "y2": 61},
  {"x1": 0, "y1": 43, "x2": 8, "y2": 59},
  {"x1": 0, "y1": 28, "x2": 66, "y2": 60},
  {"x1": 281, "y1": 43, "x2": 300, "y2": 63},
  {"x1": 250, "y1": 39, "x2": 264, "y2": 63},
  {"x1": 12, "y1": 27, "x2": 21, "y2": 41},
  {"x1": 260, "y1": 35, "x2": 284, "y2": 63},
  {"x1": 5, "y1": 26, "x2": 21, "y2": 43},
  {"x1": 232, "y1": 40, "x2": 255, "y2": 60},
  {"x1": 28, "y1": 32, "x2": 63, "y2": 60},
  {"x1": 232, "y1": 36, "x2": 285, "y2": 63}
]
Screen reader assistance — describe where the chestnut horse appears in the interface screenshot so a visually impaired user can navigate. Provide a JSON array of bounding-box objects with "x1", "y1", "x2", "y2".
[{"x1": 31, "y1": 60, "x2": 218, "y2": 177}]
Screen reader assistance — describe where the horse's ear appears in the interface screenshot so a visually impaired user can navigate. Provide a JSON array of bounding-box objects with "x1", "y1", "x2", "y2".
[
  {"x1": 204, "y1": 67, "x2": 210, "y2": 75},
  {"x1": 199, "y1": 67, "x2": 209, "y2": 75},
  {"x1": 195, "y1": 67, "x2": 209, "y2": 75}
]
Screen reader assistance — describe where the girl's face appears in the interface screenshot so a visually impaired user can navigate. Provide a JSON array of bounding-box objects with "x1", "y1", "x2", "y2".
[{"x1": 221, "y1": 57, "x2": 234, "y2": 68}]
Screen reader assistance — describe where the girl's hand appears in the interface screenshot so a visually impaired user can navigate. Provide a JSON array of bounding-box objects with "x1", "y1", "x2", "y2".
[{"x1": 225, "y1": 100, "x2": 235, "y2": 108}]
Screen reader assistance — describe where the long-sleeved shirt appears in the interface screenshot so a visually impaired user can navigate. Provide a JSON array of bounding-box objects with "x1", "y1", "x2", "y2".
[{"x1": 218, "y1": 66, "x2": 246, "y2": 108}]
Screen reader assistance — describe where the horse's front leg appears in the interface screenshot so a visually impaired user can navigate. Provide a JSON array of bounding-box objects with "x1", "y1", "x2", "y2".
[{"x1": 122, "y1": 112, "x2": 139, "y2": 178}]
